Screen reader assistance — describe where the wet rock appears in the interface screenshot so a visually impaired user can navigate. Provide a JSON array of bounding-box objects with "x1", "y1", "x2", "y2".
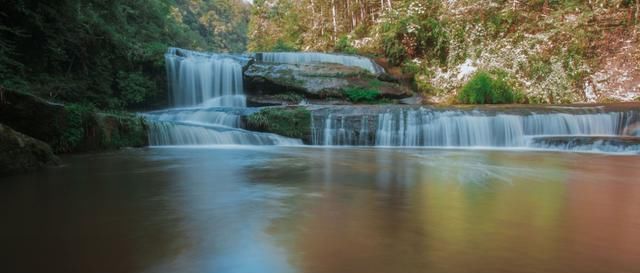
[
  {"x1": 244, "y1": 63, "x2": 412, "y2": 101},
  {"x1": 529, "y1": 136, "x2": 640, "y2": 153},
  {"x1": 399, "y1": 96, "x2": 424, "y2": 105}
]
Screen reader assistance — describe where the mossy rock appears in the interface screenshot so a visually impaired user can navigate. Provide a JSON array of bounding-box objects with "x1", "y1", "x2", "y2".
[
  {"x1": 0, "y1": 123, "x2": 59, "y2": 176},
  {"x1": 0, "y1": 89, "x2": 66, "y2": 147},
  {"x1": 60, "y1": 110, "x2": 149, "y2": 153},
  {"x1": 0, "y1": 89, "x2": 148, "y2": 154},
  {"x1": 244, "y1": 63, "x2": 412, "y2": 102},
  {"x1": 245, "y1": 107, "x2": 311, "y2": 142}
]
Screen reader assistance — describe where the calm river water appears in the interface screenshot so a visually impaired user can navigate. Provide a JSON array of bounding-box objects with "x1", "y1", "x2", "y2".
[{"x1": 1, "y1": 147, "x2": 639, "y2": 273}]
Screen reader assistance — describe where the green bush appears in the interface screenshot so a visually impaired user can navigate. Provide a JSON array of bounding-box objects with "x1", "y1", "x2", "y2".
[
  {"x1": 271, "y1": 39, "x2": 298, "y2": 52},
  {"x1": 458, "y1": 71, "x2": 521, "y2": 104},
  {"x1": 60, "y1": 103, "x2": 96, "y2": 151},
  {"x1": 379, "y1": 14, "x2": 449, "y2": 66},
  {"x1": 116, "y1": 71, "x2": 155, "y2": 107},
  {"x1": 401, "y1": 61, "x2": 422, "y2": 74},
  {"x1": 334, "y1": 36, "x2": 357, "y2": 54},
  {"x1": 344, "y1": 87, "x2": 381, "y2": 103}
]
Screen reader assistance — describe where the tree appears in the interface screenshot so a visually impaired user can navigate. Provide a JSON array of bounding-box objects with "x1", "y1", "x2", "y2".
[{"x1": 0, "y1": 0, "x2": 250, "y2": 109}]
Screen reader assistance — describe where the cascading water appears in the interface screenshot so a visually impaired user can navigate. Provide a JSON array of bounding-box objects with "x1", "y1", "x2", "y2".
[
  {"x1": 257, "y1": 52, "x2": 385, "y2": 74},
  {"x1": 165, "y1": 47, "x2": 246, "y2": 107},
  {"x1": 311, "y1": 106, "x2": 640, "y2": 153},
  {"x1": 145, "y1": 48, "x2": 302, "y2": 146}
]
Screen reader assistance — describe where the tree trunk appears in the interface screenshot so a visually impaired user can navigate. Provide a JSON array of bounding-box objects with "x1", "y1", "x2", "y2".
[
  {"x1": 636, "y1": 0, "x2": 640, "y2": 24},
  {"x1": 320, "y1": 6, "x2": 324, "y2": 37},
  {"x1": 331, "y1": 0, "x2": 338, "y2": 41}
]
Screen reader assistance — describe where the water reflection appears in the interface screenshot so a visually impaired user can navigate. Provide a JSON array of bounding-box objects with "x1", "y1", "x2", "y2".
[{"x1": 1, "y1": 148, "x2": 639, "y2": 273}]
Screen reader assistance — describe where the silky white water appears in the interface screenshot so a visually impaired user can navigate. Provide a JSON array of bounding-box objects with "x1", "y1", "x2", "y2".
[
  {"x1": 312, "y1": 107, "x2": 640, "y2": 153},
  {"x1": 147, "y1": 48, "x2": 302, "y2": 146},
  {"x1": 259, "y1": 52, "x2": 385, "y2": 74},
  {"x1": 165, "y1": 48, "x2": 246, "y2": 107}
]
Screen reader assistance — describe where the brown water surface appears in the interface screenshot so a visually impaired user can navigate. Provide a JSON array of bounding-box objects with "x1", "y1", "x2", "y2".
[{"x1": 1, "y1": 147, "x2": 639, "y2": 273}]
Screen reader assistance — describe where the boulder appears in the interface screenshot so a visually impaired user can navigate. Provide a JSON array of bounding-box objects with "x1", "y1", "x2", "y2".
[
  {"x1": 0, "y1": 88, "x2": 148, "y2": 153},
  {"x1": 0, "y1": 89, "x2": 66, "y2": 147},
  {"x1": 0, "y1": 123, "x2": 59, "y2": 176},
  {"x1": 244, "y1": 63, "x2": 412, "y2": 101}
]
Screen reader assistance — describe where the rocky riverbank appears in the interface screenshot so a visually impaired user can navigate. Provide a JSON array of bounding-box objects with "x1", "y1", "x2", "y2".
[
  {"x1": 0, "y1": 89, "x2": 148, "y2": 175},
  {"x1": 0, "y1": 124, "x2": 60, "y2": 176}
]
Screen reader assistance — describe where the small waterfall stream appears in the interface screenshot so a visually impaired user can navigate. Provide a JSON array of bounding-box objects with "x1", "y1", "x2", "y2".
[
  {"x1": 146, "y1": 48, "x2": 301, "y2": 146},
  {"x1": 165, "y1": 48, "x2": 247, "y2": 107},
  {"x1": 257, "y1": 52, "x2": 385, "y2": 74},
  {"x1": 311, "y1": 106, "x2": 640, "y2": 153}
]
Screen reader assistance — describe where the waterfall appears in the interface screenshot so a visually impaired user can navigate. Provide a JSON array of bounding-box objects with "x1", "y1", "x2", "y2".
[
  {"x1": 145, "y1": 48, "x2": 302, "y2": 146},
  {"x1": 311, "y1": 106, "x2": 640, "y2": 152},
  {"x1": 258, "y1": 52, "x2": 385, "y2": 74},
  {"x1": 144, "y1": 106, "x2": 302, "y2": 146},
  {"x1": 165, "y1": 47, "x2": 246, "y2": 107},
  {"x1": 146, "y1": 122, "x2": 301, "y2": 146}
]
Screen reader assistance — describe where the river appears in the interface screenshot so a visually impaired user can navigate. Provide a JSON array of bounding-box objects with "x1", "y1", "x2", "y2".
[{"x1": 2, "y1": 147, "x2": 639, "y2": 273}]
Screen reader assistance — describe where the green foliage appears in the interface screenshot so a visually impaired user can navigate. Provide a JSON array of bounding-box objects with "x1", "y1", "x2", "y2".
[
  {"x1": 271, "y1": 39, "x2": 298, "y2": 52},
  {"x1": 116, "y1": 71, "x2": 155, "y2": 106},
  {"x1": 458, "y1": 70, "x2": 522, "y2": 104},
  {"x1": 0, "y1": 0, "x2": 249, "y2": 110},
  {"x1": 334, "y1": 36, "x2": 357, "y2": 54},
  {"x1": 343, "y1": 87, "x2": 381, "y2": 103},
  {"x1": 486, "y1": 9, "x2": 519, "y2": 37},
  {"x1": 96, "y1": 114, "x2": 148, "y2": 150},
  {"x1": 401, "y1": 61, "x2": 422, "y2": 74},
  {"x1": 380, "y1": 21, "x2": 408, "y2": 66},
  {"x1": 246, "y1": 107, "x2": 310, "y2": 139},
  {"x1": 60, "y1": 103, "x2": 96, "y2": 151},
  {"x1": 248, "y1": 0, "x2": 304, "y2": 52},
  {"x1": 527, "y1": 56, "x2": 553, "y2": 81},
  {"x1": 379, "y1": 9, "x2": 449, "y2": 66}
]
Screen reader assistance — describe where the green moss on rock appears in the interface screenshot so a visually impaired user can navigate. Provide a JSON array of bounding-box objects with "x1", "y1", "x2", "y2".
[
  {"x1": 246, "y1": 107, "x2": 311, "y2": 140},
  {"x1": 0, "y1": 123, "x2": 59, "y2": 176},
  {"x1": 59, "y1": 109, "x2": 148, "y2": 153},
  {"x1": 0, "y1": 89, "x2": 66, "y2": 146},
  {"x1": 0, "y1": 89, "x2": 148, "y2": 154}
]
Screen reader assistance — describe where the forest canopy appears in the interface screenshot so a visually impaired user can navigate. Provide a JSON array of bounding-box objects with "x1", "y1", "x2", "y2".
[{"x1": 0, "y1": 0, "x2": 250, "y2": 110}]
